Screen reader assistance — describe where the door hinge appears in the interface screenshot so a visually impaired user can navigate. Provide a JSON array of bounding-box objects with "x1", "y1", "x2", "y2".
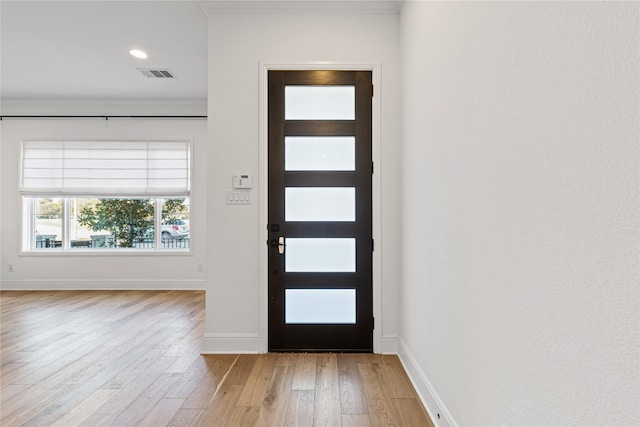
[
  {"x1": 372, "y1": 317, "x2": 375, "y2": 329},
  {"x1": 372, "y1": 238, "x2": 375, "y2": 251},
  {"x1": 371, "y1": 84, "x2": 374, "y2": 98},
  {"x1": 371, "y1": 161, "x2": 374, "y2": 175}
]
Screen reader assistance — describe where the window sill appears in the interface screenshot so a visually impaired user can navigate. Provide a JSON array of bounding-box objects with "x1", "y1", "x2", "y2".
[{"x1": 20, "y1": 249, "x2": 193, "y2": 257}]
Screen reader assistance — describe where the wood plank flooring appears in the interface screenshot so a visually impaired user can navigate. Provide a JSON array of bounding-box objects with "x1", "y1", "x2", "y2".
[{"x1": 0, "y1": 290, "x2": 434, "y2": 426}]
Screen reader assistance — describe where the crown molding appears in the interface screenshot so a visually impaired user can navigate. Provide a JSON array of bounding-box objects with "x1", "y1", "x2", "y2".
[{"x1": 199, "y1": 0, "x2": 402, "y2": 15}]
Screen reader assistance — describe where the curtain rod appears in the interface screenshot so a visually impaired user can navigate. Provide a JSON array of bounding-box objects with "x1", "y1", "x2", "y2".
[{"x1": 0, "y1": 115, "x2": 207, "y2": 120}]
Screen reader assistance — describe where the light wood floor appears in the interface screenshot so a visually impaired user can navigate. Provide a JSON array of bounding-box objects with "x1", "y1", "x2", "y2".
[{"x1": 0, "y1": 290, "x2": 434, "y2": 426}]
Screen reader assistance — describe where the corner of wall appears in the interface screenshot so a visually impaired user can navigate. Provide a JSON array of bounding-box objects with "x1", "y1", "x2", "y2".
[
  {"x1": 398, "y1": 338, "x2": 457, "y2": 427},
  {"x1": 380, "y1": 334, "x2": 400, "y2": 354}
]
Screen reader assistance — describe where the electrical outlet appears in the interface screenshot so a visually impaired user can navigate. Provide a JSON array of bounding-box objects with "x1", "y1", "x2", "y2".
[{"x1": 8, "y1": 264, "x2": 14, "y2": 272}]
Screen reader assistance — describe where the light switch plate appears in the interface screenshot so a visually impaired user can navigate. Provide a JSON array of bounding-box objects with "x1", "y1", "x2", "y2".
[{"x1": 227, "y1": 190, "x2": 251, "y2": 204}]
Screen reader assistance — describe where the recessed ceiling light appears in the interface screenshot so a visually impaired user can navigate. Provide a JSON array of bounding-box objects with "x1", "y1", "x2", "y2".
[{"x1": 129, "y1": 49, "x2": 148, "y2": 59}]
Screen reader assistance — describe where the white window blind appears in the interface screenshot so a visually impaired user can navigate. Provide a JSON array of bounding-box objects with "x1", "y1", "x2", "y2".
[{"x1": 20, "y1": 141, "x2": 190, "y2": 196}]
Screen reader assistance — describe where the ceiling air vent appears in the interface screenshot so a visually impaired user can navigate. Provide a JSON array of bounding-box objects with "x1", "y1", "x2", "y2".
[{"x1": 138, "y1": 69, "x2": 176, "y2": 78}]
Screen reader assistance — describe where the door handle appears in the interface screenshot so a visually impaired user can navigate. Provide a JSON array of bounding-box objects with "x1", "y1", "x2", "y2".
[{"x1": 270, "y1": 237, "x2": 285, "y2": 254}]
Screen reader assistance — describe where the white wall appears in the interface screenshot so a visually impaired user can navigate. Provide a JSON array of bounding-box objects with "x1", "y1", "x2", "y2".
[
  {"x1": 0, "y1": 117, "x2": 208, "y2": 290},
  {"x1": 399, "y1": 1, "x2": 639, "y2": 425},
  {"x1": 204, "y1": 10, "x2": 401, "y2": 352}
]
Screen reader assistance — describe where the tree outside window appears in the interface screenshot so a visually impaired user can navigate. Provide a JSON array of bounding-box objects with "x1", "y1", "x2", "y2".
[{"x1": 77, "y1": 198, "x2": 188, "y2": 248}]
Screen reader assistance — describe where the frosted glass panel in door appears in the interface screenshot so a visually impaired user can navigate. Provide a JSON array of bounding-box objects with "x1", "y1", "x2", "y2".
[
  {"x1": 285, "y1": 86, "x2": 355, "y2": 120},
  {"x1": 285, "y1": 187, "x2": 355, "y2": 222},
  {"x1": 285, "y1": 289, "x2": 356, "y2": 324},
  {"x1": 285, "y1": 238, "x2": 356, "y2": 272},
  {"x1": 285, "y1": 137, "x2": 355, "y2": 171}
]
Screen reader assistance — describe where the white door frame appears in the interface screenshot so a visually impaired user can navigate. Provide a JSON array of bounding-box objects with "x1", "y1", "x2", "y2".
[{"x1": 258, "y1": 62, "x2": 383, "y2": 353}]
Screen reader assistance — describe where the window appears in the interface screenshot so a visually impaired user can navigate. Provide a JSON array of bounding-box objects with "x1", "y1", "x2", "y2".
[{"x1": 21, "y1": 141, "x2": 191, "y2": 251}]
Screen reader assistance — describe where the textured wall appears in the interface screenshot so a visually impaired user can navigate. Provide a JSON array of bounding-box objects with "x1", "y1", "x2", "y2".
[{"x1": 400, "y1": 1, "x2": 639, "y2": 425}]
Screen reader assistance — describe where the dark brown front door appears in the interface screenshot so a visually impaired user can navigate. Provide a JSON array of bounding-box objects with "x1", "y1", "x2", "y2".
[{"x1": 268, "y1": 70, "x2": 373, "y2": 352}]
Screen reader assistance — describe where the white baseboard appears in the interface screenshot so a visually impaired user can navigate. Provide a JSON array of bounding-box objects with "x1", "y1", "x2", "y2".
[
  {"x1": 201, "y1": 333, "x2": 261, "y2": 354},
  {"x1": 0, "y1": 279, "x2": 206, "y2": 291},
  {"x1": 398, "y1": 337, "x2": 457, "y2": 427},
  {"x1": 381, "y1": 334, "x2": 399, "y2": 354}
]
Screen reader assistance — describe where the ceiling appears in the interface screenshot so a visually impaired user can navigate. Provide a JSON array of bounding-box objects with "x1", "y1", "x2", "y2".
[{"x1": 0, "y1": 1, "x2": 208, "y2": 102}]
